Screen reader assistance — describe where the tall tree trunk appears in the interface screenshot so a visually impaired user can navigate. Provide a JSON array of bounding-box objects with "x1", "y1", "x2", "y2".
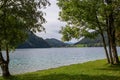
[
  {"x1": 95, "y1": 12, "x2": 110, "y2": 63},
  {"x1": 107, "y1": 31, "x2": 113, "y2": 64},
  {"x1": 106, "y1": 15, "x2": 113, "y2": 64},
  {"x1": 100, "y1": 32, "x2": 110, "y2": 63},
  {"x1": 111, "y1": 36, "x2": 119, "y2": 64},
  {"x1": 1, "y1": 62, "x2": 10, "y2": 77},
  {"x1": 0, "y1": 0, "x2": 11, "y2": 77},
  {"x1": 108, "y1": 12, "x2": 119, "y2": 64},
  {"x1": 105, "y1": 0, "x2": 119, "y2": 65},
  {"x1": 111, "y1": 24, "x2": 119, "y2": 64},
  {"x1": 105, "y1": 11, "x2": 114, "y2": 64},
  {"x1": 0, "y1": 46, "x2": 11, "y2": 77}
]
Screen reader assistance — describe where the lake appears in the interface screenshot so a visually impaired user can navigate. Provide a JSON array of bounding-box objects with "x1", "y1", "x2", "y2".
[{"x1": 0, "y1": 47, "x2": 120, "y2": 75}]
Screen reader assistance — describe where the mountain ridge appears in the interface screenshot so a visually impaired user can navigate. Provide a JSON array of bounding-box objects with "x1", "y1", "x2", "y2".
[
  {"x1": 74, "y1": 33, "x2": 108, "y2": 47},
  {"x1": 45, "y1": 38, "x2": 68, "y2": 47},
  {"x1": 17, "y1": 32, "x2": 51, "y2": 48},
  {"x1": 17, "y1": 32, "x2": 68, "y2": 48}
]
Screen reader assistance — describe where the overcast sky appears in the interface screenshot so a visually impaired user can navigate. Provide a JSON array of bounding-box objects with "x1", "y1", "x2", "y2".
[{"x1": 36, "y1": 0, "x2": 78, "y2": 42}]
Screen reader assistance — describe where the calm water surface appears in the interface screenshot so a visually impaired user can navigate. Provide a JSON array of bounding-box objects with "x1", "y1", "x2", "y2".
[{"x1": 0, "y1": 47, "x2": 120, "y2": 75}]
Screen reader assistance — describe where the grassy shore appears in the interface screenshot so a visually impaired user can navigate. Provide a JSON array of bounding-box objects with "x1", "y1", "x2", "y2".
[{"x1": 0, "y1": 59, "x2": 120, "y2": 80}]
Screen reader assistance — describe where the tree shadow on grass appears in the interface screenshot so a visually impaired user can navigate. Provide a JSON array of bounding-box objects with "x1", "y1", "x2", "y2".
[
  {"x1": 3, "y1": 73, "x2": 120, "y2": 80},
  {"x1": 95, "y1": 64, "x2": 120, "y2": 71}
]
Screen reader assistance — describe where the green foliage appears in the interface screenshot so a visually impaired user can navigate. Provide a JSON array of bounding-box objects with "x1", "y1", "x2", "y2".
[
  {"x1": 57, "y1": 0, "x2": 120, "y2": 41},
  {"x1": 0, "y1": 1, "x2": 50, "y2": 76},
  {"x1": 60, "y1": 25, "x2": 81, "y2": 41},
  {"x1": 0, "y1": 0, "x2": 50, "y2": 50},
  {"x1": 0, "y1": 14, "x2": 27, "y2": 49},
  {"x1": 58, "y1": 0, "x2": 120, "y2": 64},
  {"x1": 116, "y1": 27, "x2": 120, "y2": 45},
  {"x1": 0, "y1": 58, "x2": 120, "y2": 80},
  {"x1": 74, "y1": 44, "x2": 85, "y2": 47},
  {"x1": 45, "y1": 38, "x2": 67, "y2": 47},
  {"x1": 57, "y1": 0, "x2": 104, "y2": 41}
]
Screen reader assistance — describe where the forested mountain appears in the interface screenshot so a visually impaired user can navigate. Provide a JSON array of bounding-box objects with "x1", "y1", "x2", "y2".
[
  {"x1": 18, "y1": 32, "x2": 51, "y2": 48},
  {"x1": 75, "y1": 34, "x2": 108, "y2": 47},
  {"x1": 45, "y1": 38, "x2": 68, "y2": 47}
]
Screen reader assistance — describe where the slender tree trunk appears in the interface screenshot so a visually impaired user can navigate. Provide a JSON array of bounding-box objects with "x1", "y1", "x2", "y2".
[
  {"x1": 109, "y1": 12, "x2": 119, "y2": 64},
  {"x1": 111, "y1": 26, "x2": 119, "y2": 64},
  {"x1": 100, "y1": 33, "x2": 110, "y2": 63},
  {"x1": 107, "y1": 16, "x2": 113, "y2": 64},
  {"x1": 105, "y1": 0, "x2": 119, "y2": 65},
  {"x1": 107, "y1": 31, "x2": 113, "y2": 64},
  {"x1": 111, "y1": 37, "x2": 119, "y2": 64},
  {"x1": 95, "y1": 12, "x2": 110, "y2": 63}
]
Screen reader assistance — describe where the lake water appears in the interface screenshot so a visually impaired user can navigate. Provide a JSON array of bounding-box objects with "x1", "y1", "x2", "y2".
[{"x1": 0, "y1": 47, "x2": 120, "y2": 75}]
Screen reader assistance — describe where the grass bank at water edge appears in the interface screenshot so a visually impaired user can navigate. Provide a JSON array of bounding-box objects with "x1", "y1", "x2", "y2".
[{"x1": 0, "y1": 58, "x2": 120, "y2": 80}]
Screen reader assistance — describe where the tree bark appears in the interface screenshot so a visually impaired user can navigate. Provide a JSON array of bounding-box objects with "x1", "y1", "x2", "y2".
[
  {"x1": 107, "y1": 31, "x2": 113, "y2": 64},
  {"x1": 104, "y1": 1, "x2": 114, "y2": 64},
  {"x1": 111, "y1": 24, "x2": 119, "y2": 64},
  {"x1": 112, "y1": 37, "x2": 119, "y2": 64},
  {"x1": 0, "y1": 46, "x2": 11, "y2": 77},
  {"x1": 100, "y1": 32, "x2": 110, "y2": 63},
  {"x1": 0, "y1": 47, "x2": 4, "y2": 64},
  {"x1": 95, "y1": 12, "x2": 110, "y2": 63},
  {"x1": 104, "y1": 0, "x2": 119, "y2": 64},
  {"x1": 108, "y1": 13, "x2": 119, "y2": 64},
  {"x1": 1, "y1": 62, "x2": 10, "y2": 77}
]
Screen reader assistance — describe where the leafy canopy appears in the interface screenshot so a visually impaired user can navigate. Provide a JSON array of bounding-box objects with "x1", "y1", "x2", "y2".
[
  {"x1": 0, "y1": 0, "x2": 50, "y2": 50},
  {"x1": 57, "y1": 0, "x2": 120, "y2": 41}
]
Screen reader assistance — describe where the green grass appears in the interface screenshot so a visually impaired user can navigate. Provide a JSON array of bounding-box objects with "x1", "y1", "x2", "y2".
[{"x1": 0, "y1": 59, "x2": 120, "y2": 80}]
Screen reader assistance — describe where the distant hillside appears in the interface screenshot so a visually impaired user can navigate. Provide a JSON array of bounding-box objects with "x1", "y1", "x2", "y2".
[
  {"x1": 18, "y1": 32, "x2": 51, "y2": 48},
  {"x1": 45, "y1": 38, "x2": 68, "y2": 47},
  {"x1": 75, "y1": 33, "x2": 108, "y2": 47}
]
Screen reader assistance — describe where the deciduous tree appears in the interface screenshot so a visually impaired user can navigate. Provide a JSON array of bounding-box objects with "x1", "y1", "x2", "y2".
[
  {"x1": 57, "y1": 0, "x2": 120, "y2": 64},
  {"x1": 0, "y1": 0, "x2": 50, "y2": 77}
]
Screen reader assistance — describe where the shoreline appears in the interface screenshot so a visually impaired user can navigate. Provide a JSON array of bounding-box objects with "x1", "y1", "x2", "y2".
[
  {"x1": 0, "y1": 58, "x2": 120, "y2": 80},
  {"x1": 8, "y1": 58, "x2": 107, "y2": 76}
]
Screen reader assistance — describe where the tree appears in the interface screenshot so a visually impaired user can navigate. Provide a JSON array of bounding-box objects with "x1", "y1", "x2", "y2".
[
  {"x1": 103, "y1": 0, "x2": 119, "y2": 64},
  {"x1": 0, "y1": 0, "x2": 50, "y2": 77},
  {"x1": 57, "y1": 0, "x2": 120, "y2": 64}
]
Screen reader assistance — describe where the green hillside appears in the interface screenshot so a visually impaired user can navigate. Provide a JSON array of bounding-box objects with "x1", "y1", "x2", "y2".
[
  {"x1": 18, "y1": 32, "x2": 51, "y2": 48},
  {"x1": 45, "y1": 38, "x2": 68, "y2": 47},
  {"x1": 75, "y1": 33, "x2": 108, "y2": 47}
]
